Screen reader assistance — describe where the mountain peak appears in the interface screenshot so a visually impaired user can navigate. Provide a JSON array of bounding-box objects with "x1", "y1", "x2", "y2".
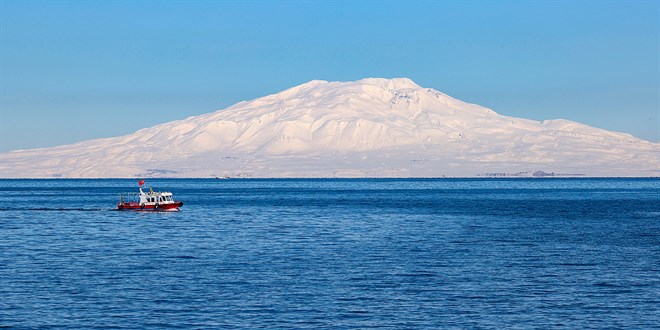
[
  {"x1": 1, "y1": 78, "x2": 657, "y2": 178},
  {"x1": 357, "y1": 77, "x2": 420, "y2": 90}
]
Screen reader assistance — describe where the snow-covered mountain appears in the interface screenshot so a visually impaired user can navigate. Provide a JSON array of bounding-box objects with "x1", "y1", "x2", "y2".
[{"x1": 1, "y1": 78, "x2": 658, "y2": 178}]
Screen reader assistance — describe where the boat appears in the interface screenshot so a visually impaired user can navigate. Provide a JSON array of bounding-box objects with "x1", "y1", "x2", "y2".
[{"x1": 117, "y1": 180, "x2": 183, "y2": 211}]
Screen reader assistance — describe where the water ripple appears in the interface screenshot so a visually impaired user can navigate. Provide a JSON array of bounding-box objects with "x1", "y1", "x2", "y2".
[{"x1": 0, "y1": 178, "x2": 659, "y2": 329}]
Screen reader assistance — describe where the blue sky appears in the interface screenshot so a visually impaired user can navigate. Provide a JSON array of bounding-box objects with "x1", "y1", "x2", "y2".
[{"x1": 1, "y1": 0, "x2": 658, "y2": 152}]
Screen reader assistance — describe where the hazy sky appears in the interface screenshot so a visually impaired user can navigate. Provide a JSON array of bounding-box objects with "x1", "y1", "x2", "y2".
[{"x1": 1, "y1": 0, "x2": 658, "y2": 152}]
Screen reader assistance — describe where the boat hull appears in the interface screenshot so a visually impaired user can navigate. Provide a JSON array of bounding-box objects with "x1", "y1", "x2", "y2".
[{"x1": 117, "y1": 201, "x2": 183, "y2": 212}]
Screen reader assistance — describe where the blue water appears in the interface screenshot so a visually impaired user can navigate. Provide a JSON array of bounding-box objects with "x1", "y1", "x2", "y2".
[{"x1": 0, "y1": 178, "x2": 658, "y2": 328}]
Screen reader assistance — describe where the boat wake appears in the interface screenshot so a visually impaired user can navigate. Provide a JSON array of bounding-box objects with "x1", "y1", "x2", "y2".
[{"x1": 0, "y1": 207, "x2": 109, "y2": 212}]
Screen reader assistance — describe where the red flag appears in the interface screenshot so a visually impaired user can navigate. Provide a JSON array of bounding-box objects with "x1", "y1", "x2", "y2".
[{"x1": 138, "y1": 179, "x2": 145, "y2": 186}]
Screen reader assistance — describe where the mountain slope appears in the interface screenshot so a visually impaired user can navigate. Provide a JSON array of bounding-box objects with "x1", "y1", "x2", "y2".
[{"x1": 1, "y1": 78, "x2": 658, "y2": 177}]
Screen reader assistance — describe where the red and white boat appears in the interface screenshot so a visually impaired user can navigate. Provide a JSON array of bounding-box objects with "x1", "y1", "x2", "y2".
[{"x1": 117, "y1": 180, "x2": 183, "y2": 211}]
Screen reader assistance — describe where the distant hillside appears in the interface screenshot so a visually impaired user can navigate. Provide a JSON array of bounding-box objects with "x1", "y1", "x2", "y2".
[{"x1": 1, "y1": 78, "x2": 658, "y2": 177}]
